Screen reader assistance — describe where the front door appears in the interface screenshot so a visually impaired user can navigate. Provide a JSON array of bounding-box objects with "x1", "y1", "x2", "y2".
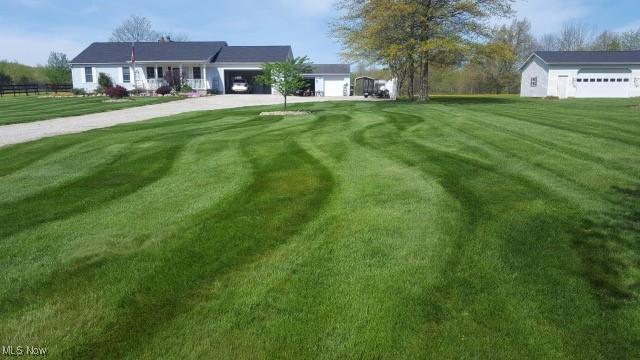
[{"x1": 557, "y1": 75, "x2": 569, "y2": 99}]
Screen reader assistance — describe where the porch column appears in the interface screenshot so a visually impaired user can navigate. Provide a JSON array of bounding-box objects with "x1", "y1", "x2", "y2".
[
  {"x1": 154, "y1": 65, "x2": 158, "y2": 90},
  {"x1": 202, "y1": 64, "x2": 207, "y2": 91}
]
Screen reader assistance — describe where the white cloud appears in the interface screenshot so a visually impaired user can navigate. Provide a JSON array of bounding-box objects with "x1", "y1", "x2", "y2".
[
  {"x1": 0, "y1": 33, "x2": 84, "y2": 65},
  {"x1": 512, "y1": 0, "x2": 593, "y2": 35}
]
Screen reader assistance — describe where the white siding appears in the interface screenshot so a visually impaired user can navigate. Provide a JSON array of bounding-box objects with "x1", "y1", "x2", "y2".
[
  {"x1": 306, "y1": 75, "x2": 351, "y2": 97},
  {"x1": 548, "y1": 66, "x2": 638, "y2": 98},
  {"x1": 323, "y1": 76, "x2": 350, "y2": 96},
  {"x1": 520, "y1": 57, "x2": 549, "y2": 97},
  {"x1": 547, "y1": 66, "x2": 580, "y2": 98},
  {"x1": 72, "y1": 64, "x2": 140, "y2": 92},
  {"x1": 631, "y1": 66, "x2": 640, "y2": 98},
  {"x1": 206, "y1": 66, "x2": 223, "y2": 93},
  {"x1": 521, "y1": 58, "x2": 640, "y2": 98}
]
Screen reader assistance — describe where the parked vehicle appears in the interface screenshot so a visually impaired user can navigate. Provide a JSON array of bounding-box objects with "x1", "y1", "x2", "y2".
[
  {"x1": 373, "y1": 81, "x2": 390, "y2": 98},
  {"x1": 295, "y1": 88, "x2": 315, "y2": 97},
  {"x1": 231, "y1": 77, "x2": 250, "y2": 93}
]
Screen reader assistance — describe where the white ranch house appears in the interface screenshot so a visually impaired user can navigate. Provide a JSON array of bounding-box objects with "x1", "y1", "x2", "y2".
[
  {"x1": 70, "y1": 41, "x2": 351, "y2": 96},
  {"x1": 520, "y1": 50, "x2": 640, "y2": 99}
]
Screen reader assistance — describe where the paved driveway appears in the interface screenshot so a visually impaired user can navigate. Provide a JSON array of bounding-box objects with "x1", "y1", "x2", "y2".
[{"x1": 0, "y1": 95, "x2": 362, "y2": 147}]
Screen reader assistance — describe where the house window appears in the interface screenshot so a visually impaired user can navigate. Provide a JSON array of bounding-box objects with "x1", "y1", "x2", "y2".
[
  {"x1": 590, "y1": 79, "x2": 596, "y2": 82},
  {"x1": 597, "y1": 78, "x2": 602, "y2": 82},
  {"x1": 146, "y1": 67, "x2": 155, "y2": 79},
  {"x1": 122, "y1": 67, "x2": 130, "y2": 83},
  {"x1": 530, "y1": 77, "x2": 537, "y2": 87},
  {"x1": 157, "y1": 67, "x2": 163, "y2": 78},
  {"x1": 84, "y1": 67, "x2": 93, "y2": 83},
  {"x1": 577, "y1": 79, "x2": 583, "y2": 82},
  {"x1": 603, "y1": 78, "x2": 609, "y2": 82},
  {"x1": 193, "y1": 66, "x2": 202, "y2": 80},
  {"x1": 623, "y1": 78, "x2": 629, "y2": 82},
  {"x1": 617, "y1": 78, "x2": 623, "y2": 82}
]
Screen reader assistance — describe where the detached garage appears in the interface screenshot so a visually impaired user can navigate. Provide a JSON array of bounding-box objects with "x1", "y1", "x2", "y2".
[
  {"x1": 303, "y1": 64, "x2": 351, "y2": 97},
  {"x1": 520, "y1": 50, "x2": 640, "y2": 98}
]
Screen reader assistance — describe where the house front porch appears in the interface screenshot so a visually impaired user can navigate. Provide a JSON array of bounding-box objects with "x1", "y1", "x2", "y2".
[{"x1": 137, "y1": 63, "x2": 211, "y2": 92}]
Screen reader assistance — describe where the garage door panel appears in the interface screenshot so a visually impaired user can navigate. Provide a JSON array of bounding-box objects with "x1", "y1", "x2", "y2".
[
  {"x1": 324, "y1": 76, "x2": 346, "y2": 97},
  {"x1": 576, "y1": 71, "x2": 631, "y2": 98}
]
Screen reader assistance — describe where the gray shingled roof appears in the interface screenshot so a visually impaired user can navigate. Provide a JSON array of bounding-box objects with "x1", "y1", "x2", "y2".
[
  {"x1": 213, "y1": 46, "x2": 293, "y2": 63},
  {"x1": 71, "y1": 42, "x2": 229, "y2": 63},
  {"x1": 305, "y1": 64, "x2": 351, "y2": 75},
  {"x1": 534, "y1": 50, "x2": 640, "y2": 64}
]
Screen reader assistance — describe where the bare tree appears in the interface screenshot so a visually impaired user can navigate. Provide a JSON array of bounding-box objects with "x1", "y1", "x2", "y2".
[
  {"x1": 557, "y1": 21, "x2": 592, "y2": 51},
  {"x1": 590, "y1": 31, "x2": 622, "y2": 51},
  {"x1": 111, "y1": 15, "x2": 160, "y2": 42},
  {"x1": 538, "y1": 34, "x2": 559, "y2": 51},
  {"x1": 620, "y1": 28, "x2": 640, "y2": 50}
]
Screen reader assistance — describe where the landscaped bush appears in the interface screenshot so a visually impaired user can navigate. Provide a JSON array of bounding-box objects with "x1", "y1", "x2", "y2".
[
  {"x1": 181, "y1": 84, "x2": 193, "y2": 93},
  {"x1": 105, "y1": 85, "x2": 129, "y2": 99},
  {"x1": 156, "y1": 85, "x2": 172, "y2": 95},
  {"x1": 97, "y1": 73, "x2": 113, "y2": 93},
  {"x1": 71, "y1": 88, "x2": 86, "y2": 96}
]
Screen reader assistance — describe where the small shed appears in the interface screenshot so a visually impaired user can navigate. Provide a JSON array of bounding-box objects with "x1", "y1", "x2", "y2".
[{"x1": 354, "y1": 77, "x2": 375, "y2": 96}]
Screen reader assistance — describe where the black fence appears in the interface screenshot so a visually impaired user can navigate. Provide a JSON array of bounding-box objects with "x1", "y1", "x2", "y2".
[{"x1": 0, "y1": 84, "x2": 73, "y2": 97}]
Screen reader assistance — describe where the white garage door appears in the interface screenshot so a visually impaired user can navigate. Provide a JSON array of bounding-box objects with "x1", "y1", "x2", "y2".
[
  {"x1": 576, "y1": 70, "x2": 631, "y2": 98},
  {"x1": 324, "y1": 76, "x2": 346, "y2": 97}
]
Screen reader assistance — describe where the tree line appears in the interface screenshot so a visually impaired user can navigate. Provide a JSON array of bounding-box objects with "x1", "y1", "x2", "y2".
[
  {"x1": 333, "y1": 1, "x2": 640, "y2": 98},
  {"x1": 0, "y1": 53, "x2": 71, "y2": 86}
]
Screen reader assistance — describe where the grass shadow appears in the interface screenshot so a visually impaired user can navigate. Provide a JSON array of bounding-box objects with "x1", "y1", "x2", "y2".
[
  {"x1": 65, "y1": 139, "x2": 334, "y2": 359},
  {"x1": 572, "y1": 185, "x2": 640, "y2": 307}
]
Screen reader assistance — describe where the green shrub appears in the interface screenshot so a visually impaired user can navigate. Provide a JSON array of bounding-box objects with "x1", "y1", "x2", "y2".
[
  {"x1": 97, "y1": 73, "x2": 113, "y2": 93},
  {"x1": 72, "y1": 88, "x2": 86, "y2": 96},
  {"x1": 0, "y1": 71, "x2": 11, "y2": 85},
  {"x1": 181, "y1": 84, "x2": 193, "y2": 93}
]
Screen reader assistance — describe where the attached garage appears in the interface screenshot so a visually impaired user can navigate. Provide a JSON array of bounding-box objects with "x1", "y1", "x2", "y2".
[
  {"x1": 575, "y1": 69, "x2": 631, "y2": 98},
  {"x1": 223, "y1": 70, "x2": 271, "y2": 94},
  {"x1": 303, "y1": 64, "x2": 351, "y2": 97}
]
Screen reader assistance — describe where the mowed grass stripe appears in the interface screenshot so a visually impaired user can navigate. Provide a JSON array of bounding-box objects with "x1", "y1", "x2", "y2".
[
  {"x1": 0, "y1": 97, "x2": 638, "y2": 359},
  {"x1": 354, "y1": 108, "x2": 637, "y2": 358},
  {"x1": 67, "y1": 139, "x2": 334, "y2": 359}
]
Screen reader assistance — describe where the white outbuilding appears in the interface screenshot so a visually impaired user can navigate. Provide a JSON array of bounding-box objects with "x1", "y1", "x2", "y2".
[{"x1": 520, "y1": 51, "x2": 640, "y2": 99}]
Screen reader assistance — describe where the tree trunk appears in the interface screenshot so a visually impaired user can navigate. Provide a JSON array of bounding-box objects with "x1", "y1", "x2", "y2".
[
  {"x1": 284, "y1": 95, "x2": 287, "y2": 111},
  {"x1": 408, "y1": 70, "x2": 415, "y2": 100},
  {"x1": 419, "y1": 61, "x2": 430, "y2": 102}
]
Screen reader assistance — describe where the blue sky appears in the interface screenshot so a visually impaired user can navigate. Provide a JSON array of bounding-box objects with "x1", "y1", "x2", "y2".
[{"x1": 1, "y1": 0, "x2": 639, "y2": 66}]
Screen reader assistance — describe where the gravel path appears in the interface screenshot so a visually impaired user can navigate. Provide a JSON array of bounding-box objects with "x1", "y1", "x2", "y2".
[{"x1": 0, "y1": 95, "x2": 362, "y2": 147}]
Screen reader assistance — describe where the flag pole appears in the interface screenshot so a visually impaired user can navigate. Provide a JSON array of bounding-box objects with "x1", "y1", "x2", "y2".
[{"x1": 131, "y1": 42, "x2": 137, "y2": 91}]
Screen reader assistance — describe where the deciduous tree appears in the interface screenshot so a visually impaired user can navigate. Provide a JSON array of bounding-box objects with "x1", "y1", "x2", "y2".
[
  {"x1": 256, "y1": 56, "x2": 312, "y2": 111},
  {"x1": 45, "y1": 52, "x2": 71, "y2": 84},
  {"x1": 111, "y1": 15, "x2": 160, "y2": 42},
  {"x1": 332, "y1": 0, "x2": 512, "y2": 101}
]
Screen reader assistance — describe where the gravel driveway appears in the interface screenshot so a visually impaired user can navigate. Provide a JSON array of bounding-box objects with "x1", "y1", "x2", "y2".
[{"x1": 0, "y1": 95, "x2": 362, "y2": 147}]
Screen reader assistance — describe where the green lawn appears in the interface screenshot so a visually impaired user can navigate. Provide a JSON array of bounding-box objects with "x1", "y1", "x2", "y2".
[
  {"x1": 1, "y1": 97, "x2": 639, "y2": 359},
  {"x1": 0, "y1": 95, "x2": 184, "y2": 125}
]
